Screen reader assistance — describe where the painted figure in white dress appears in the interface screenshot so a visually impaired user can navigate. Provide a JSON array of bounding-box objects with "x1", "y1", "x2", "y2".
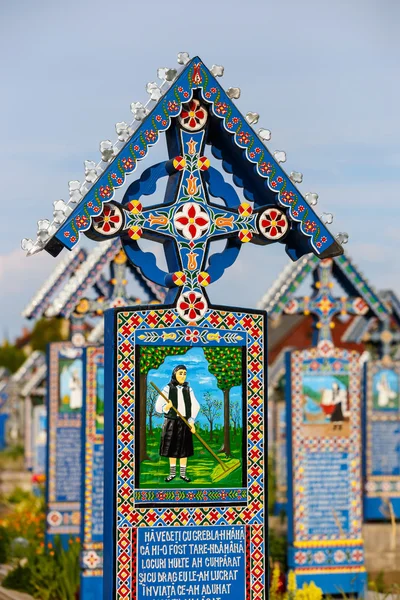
[
  {"x1": 376, "y1": 372, "x2": 396, "y2": 408},
  {"x1": 69, "y1": 368, "x2": 82, "y2": 410}
]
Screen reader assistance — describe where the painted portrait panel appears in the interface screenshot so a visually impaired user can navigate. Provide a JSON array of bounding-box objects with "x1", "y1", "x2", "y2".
[
  {"x1": 95, "y1": 365, "x2": 105, "y2": 435},
  {"x1": 372, "y1": 369, "x2": 399, "y2": 412},
  {"x1": 59, "y1": 354, "x2": 83, "y2": 414},
  {"x1": 302, "y1": 373, "x2": 350, "y2": 437}
]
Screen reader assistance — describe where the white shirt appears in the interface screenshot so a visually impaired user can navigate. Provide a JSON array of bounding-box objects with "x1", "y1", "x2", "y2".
[{"x1": 155, "y1": 384, "x2": 200, "y2": 425}]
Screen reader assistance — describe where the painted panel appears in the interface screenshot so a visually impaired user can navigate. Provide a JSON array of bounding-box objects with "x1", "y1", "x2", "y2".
[
  {"x1": 80, "y1": 346, "x2": 105, "y2": 597},
  {"x1": 104, "y1": 304, "x2": 267, "y2": 600},
  {"x1": 46, "y1": 342, "x2": 83, "y2": 544},
  {"x1": 286, "y1": 347, "x2": 366, "y2": 594},
  {"x1": 364, "y1": 361, "x2": 400, "y2": 520}
]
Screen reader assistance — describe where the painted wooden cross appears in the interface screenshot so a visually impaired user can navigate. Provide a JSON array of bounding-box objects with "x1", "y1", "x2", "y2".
[
  {"x1": 283, "y1": 258, "x2": 370, "y2": 348},
  {"x1": 80, "y1": 94, "x2": 341, "y2": 325}
]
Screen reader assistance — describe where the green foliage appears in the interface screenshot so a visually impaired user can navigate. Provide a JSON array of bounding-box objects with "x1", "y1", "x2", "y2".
[
  {"x1": 140, "y1": 345, "x2": 188, "y2": 375},
  {"x1": 268, "y1": 454, "x2": 276, "y2": 515},
  {"x1": 2, "y1": 563, "x2": 34, "y2": 595},
  {"x1": 0, "y1": 341, "x2": 25, "y2": 373},
  {"x1": 139, "y1": 425, "x2": 243, "y2": 488},
  {"x1": 268, "y1": 529, "x2": 287, "y2": 571},
  {"x1": 3, "y1": 537, "x2": 80, "y2": 600},
  {"x1": 368, "y1": 571, "x2": 386, "y2": 592},
  {"x1": 30, "y1": 317, "x2": 68, "y2": 352},
  {"x1": 0, "y1": 524, "x2": 11, "y2": 563},
  {"x1": 7, "y1": 486, "x2": 32, "y2": 504},
  {"x1": 203, "y1": 347, "x2": 242, "y2": 391}
]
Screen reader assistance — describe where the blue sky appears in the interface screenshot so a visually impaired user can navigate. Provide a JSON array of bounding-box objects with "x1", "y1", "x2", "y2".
[
  {"x1": 148, "y1": 347, "x2": 242, "y2": 430},
  {"x1": 1, "y1": 0, "x2": 399, "y2": 338}
]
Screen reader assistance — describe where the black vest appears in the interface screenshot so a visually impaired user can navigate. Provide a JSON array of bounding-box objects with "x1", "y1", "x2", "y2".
[{"x1": 166, "y1": 384, "x2": 191, "y2": 420}]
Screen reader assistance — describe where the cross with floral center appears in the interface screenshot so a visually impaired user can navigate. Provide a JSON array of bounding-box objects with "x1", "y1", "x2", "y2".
[
  {"x1": 283, "y1": 258, "x2": 370, "y2": 347},
  {"x1": 90, "y1": 99, "x2": 297, "y2": 324}
]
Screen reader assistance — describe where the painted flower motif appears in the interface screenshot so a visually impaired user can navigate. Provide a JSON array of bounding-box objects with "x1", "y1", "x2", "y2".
[
  {"x1": 260, "y1": 162, "x2": 272, "y2": 175},
  {"x1": 64, "y1": 231, "x2": 70, "y2": 238},
  {"x1": 259, "y1": 208, "x2": 288, "y2": 240},
  {"x1": 162, "y1": 120, "x2": 167, "y2": 126},
  {"x1": 316, "y1": 242, "x2": 321, "y2": 248},
  {"x1": 352, "y1": 549, "x2": 364, "y2": 562},
  {"x1": 156, "y1": 115, "x2": 162, "y2": 122},
  {"x1": 215, "y1": 102, "x2": 228, "y2": 115},
  {"x1": 140, "y1": 150, "x2": 145, "y2": 156},
  {"x1": 220, "y1": 491, "x2": 227, "y2": 499},
  {"x1": 174, "y1": 203, "x2": 210, "y2": 240},
  {"x1": 183, "y1": 91, "x2": 189, "y2": 98},
  {"x1": 298, "y1": 205, "x2": 305, "y2": 212},
  {"x1": 93, "y1": 204, "x2": 123, "y2": 235},
  {"x1": 255, "y1": 148, "x2": 261, "y2": 154},
  {"x1": 168, "y1": 100, "x2": 179, "y2": 112},
  {"x1": 321, "y1": 236, "x2": 327, "y2": 243},
  {"x1": 187, "y1": 492, "x2": 195, "y2": 500},
  {"x1": 210, "y1": 87, "x2": 217, "y2": 93},
  {"x1": 145, "y1": 129, "x2": 157, "y2": 143},
  {"x1": 122, "y1": 157, "x2": 134, "y2": 170},
  {"x1": 249, "y1": 152, "x2": 255, "y2": 159},
  {"x1": 277, "y1": 176, "x2": 283, "y2": 183},
  {"x1": 293, "y1": 210, "x2": 299, "y2": 217},
  {"x1": 237, "y1": 131, "x2": 250, "y2": 145},
  {"x1": 177, "y1": 291, "x2": 207, "y2": 322},
  {"x1": 271, "y1": 181, "x2": 277, "y2": 188},
  {"x1": 83, "y1": 551, "x2": 101, "y2": 569},
  {"x1": 179, "y1": 99, "x2": 207, "y2": 131},
  {"x1": 304, "y1": 220, "x2": 317, "y2": 233},
  {"x1": 314, "y1": 551, "x2": 326, "y2": 564},
  {"x1": 334, "y1": 550, "x2": 346, "y2": 563},
  {"x1": 75, "y1": 215, "x2": 88, "y2": 228},
  {"x1": 281, "y1": 190, "x2": 295, "y2": 204},
  {"x1": 205, "y1": 92, "x2": 211, "y2": 98},
  {"x1": 99, "y1": 185, "x2": 112, "y2": 199},
  {"x1": 87, "y1": 202, "x2": 93, "y2": 208},
  {"x1": 117, "y1": 178, "x2": 123, "y2": 185},
  {"x1": 156, "y1": 491, "x2": 166, "y2": 500},
  {"x1": 93, "y1": 206, "x2": 100, "y2": 213},
  {"x1": 134, "y1": 145, "x2": 139, "y2": 151},
  {"x1": 185, "y1": 329, "x2": 200, "y2": 343},
  {"x1": 294, "y1": 551, "x2": 307, "y2": 565},
  {"x1": 227, "y1": 123, "x2": 233, "y2": 129},
  {"x1": 232, "y1": 117, "x2": 239, "y2": 124},
  {"x1": 70, "y1": 236, "x2": 76, "y2": 243},
  {"x1": 111, "y1": 173, "x2": 117, "y2": 179}
]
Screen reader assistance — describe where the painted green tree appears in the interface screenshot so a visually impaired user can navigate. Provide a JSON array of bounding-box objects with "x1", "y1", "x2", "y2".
[
  {"x1": 139, "y1": 346, "x2": 188, "y2": 461},
  {"x1": 201, "y1": 391, "x2": 222, "y2": 441},
  {"x1": 203, "y1": 346, "x2": 242, "y2": 456}
]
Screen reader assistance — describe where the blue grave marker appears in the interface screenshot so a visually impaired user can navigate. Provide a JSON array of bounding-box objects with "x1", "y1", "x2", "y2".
[
  {"x1": 46, "y1": 342, "x2": 84, "y2": 545},
  {"x1": 364, "y1": 361, "x2": 400, "y2": 520},
  {"x1": 80, "y1": 346, "x2": 105, "y2": 599},
  {"x1": 24, "y1": 53, "x2": 346, "y2": 600}
]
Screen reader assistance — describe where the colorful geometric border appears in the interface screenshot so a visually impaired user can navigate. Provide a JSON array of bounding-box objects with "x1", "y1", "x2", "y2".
[
  {"x1": 104, "y1": 303, "x2": 267, "y2": 600},
  {"x1": 286, "y1": 347, "x2": 365, "y2": 579},
  {"x1": 81, "y1": 346, "x2": 104, "y2": 578},
  {"x1": 46, "y1": 342, "x2": 83, "y2": 541},
  {"x1": 365, "y1": 361, "x2": 400, "y2": 500}
]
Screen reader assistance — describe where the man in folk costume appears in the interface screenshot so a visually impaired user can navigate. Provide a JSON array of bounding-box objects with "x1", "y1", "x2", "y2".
[{"x1": 155, "y1": 364, "x2": 200, "y2": 482}]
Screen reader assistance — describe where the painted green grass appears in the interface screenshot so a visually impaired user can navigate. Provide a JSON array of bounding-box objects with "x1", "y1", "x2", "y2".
[{"x1": 139, "y1": 427, "x2": 243, "y2": 488}]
